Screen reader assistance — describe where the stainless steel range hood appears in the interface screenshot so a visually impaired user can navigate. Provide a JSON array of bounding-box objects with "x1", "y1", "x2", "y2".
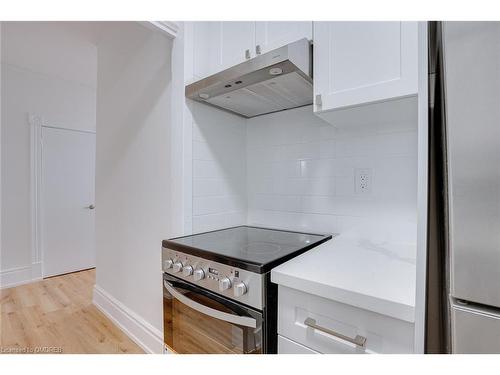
[{"x1": 185, "y1": 38, "x2": 312, "y2": 118}]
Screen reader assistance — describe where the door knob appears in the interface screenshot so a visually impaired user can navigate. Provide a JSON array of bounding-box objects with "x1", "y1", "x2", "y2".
[{"x1": 86, "y1": 204, "x2": 95, "y2": 210}]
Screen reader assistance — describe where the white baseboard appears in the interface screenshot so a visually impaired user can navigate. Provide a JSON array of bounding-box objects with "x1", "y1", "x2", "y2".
[
  {"x1": 93, "y1": 285, "x2": 163, "y2": 354},
  {"x1": 0, "y1": 263, "x2": 43, "y2": 289},
  {"x1": 31, "y1": 261, "x2": 43, "y2": 280}
]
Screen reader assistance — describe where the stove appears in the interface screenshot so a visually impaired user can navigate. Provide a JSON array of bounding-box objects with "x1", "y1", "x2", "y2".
[{"x1": 162, "y1": 226, "x2": 332, "y2": 354}]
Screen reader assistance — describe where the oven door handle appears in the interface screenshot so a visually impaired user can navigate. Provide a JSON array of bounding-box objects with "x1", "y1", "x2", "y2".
[{"x1": 164, "y1": 280, "x2": 257, "y2": 328}]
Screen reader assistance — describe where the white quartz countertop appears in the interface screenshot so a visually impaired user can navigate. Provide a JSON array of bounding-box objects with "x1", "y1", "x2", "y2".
[{"x1": 271, "y1": 234, "x2": 416, "y2": 323}]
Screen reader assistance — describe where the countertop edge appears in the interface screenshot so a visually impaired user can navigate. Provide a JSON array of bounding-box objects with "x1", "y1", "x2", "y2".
[{"x1": 271, "y1": 269, "x2": 416, "y2": 324}]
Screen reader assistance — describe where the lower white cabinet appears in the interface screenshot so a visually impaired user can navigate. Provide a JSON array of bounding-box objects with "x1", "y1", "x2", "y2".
[
  {"x1": 278, "y1": 335, "x2": 319, "y2": 354},
  {"x1": 277, "y1": 286, "x2": 415, "y2": 354}
]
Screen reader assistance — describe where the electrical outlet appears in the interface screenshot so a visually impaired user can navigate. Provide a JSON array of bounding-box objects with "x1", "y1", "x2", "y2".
[{"x1": 355, "y1": 168, "x2": 372, "y2": 194}]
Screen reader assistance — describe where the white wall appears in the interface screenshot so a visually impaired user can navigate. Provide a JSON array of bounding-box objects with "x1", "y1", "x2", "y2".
[
  {"x1": 246, "y1": 105, "x2": 418, "y2": 252},
  {"x1": 0, "y1": 22, "x2": 97, "y2": 287},
  {"x1": 94, "y1": 22, "x2": 173, "y2": 353}
]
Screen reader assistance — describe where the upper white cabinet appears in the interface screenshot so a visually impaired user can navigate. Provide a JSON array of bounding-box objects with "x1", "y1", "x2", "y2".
[
  {"x1": 193, "y1": 22, "x2": 255, "y2": 79},
  {"x1": 255, "y1": 22, "x2": 312, "y2": 55},
  {"x1": 192, "y1": 22, "x2": 312, "y2": 80},
  {"x1": 313, "y1": 21, "x2": 418, "y2": 120},
  {"x1": 219, "y1": 22, "x2": 256, "y2": 70},
  {"x1": 192, "y1": 22, "x2": 219, "y2": 79}
]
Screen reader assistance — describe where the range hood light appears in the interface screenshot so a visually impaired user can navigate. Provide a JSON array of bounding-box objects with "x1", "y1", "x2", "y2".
[
  {"x1": 269, "y1": 67, "x2": 283, "y2": 75},
  {"x1": 199, "y1": 93, "x2": 210, "y2": 99}
]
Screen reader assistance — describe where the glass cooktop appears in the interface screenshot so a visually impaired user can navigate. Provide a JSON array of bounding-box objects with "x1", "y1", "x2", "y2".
[{"x1": 162, "y1": 226, "x2": 332, "y2": 273}]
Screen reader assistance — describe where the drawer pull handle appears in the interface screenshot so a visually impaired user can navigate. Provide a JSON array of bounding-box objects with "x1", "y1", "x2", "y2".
[{"x1": 304, "y1": 317, "x2": 367, "y2": 348}]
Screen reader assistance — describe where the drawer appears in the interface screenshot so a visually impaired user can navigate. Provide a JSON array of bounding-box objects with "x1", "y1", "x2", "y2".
[
  {"x1": 278, "y1": 286, "x2": 414, "y2": 354},
  {"x1": 278, "y1": 335, "x2": 319, "y2": 354}
]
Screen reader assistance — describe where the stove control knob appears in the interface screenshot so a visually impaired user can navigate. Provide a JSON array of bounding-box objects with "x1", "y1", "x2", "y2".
[
  {"x1": 233, "y1": 282, "x2": 247, "y2": 297},
  {"x1": 218, "y1": 277, "x2": 232, "y2": 292},
  {"x1": 193, "y1": 268, "x2": 205, "y2": 281},
  {"x1": 182, "y1": 265, "x2": 193, "y2": 277},
  {"x1": 172, "y1": 262, "x2": 183, "y2": 273},
  {"x1": 163, "y1": 259, "x2": 173, "y2": 270}
]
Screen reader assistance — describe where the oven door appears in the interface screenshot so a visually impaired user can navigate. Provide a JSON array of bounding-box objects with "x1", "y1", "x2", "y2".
[{"x1": 163, "y1": 274, "x2": 263, "y2": 354}]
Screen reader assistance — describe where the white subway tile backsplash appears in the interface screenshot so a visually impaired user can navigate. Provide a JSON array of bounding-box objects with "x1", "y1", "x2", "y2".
[
  {"x1": 190, "y1": 101, "x2": 247, "y2": 232},
  {"x1": 301, "y1": 195, "x2": 374, "y2": 217},
  {"x1": 336, "y1": 136, "x2": 378, "y2": 158},
  {"x1": 273, "y1": 177, "x2": 307, "y2": 196},
  {"x1": 191, "y1": 103, "x2": 417, "y2": 254},
  {"x1": 193, "y1": 178, "x2": 221, "y2": 197},
  {"x1": 246, "y1": 106, "x2": 418, "y2": 245},
  {"x1": 192, "y1": 140, "x2": 212, "y2": 160},
  {"x1": 300, "y1": 159, "x2": 353, "y2": 178},
  {"x1": 250, "y1": 194, "x2": 302, "y2": 212},
  {"x1": 335, "y1": 175, "x2": 355, "y2": 196},
  {"x1": 300, "y1": 159, "x2": 333, "y2": 178},
  {"x1": 193, "y1": 159, "x2": 219, "y2": 179},
  {"x1": 375, "y1": 131, "x2": 418, "y2": 157},
  {"x1": 247, "y1": 177, "x2": 274, "y2": 195},
  {"x1": 281, "y1": 142, "x2": 321, "y2": 160},
  {"x1": 248, "y1": 209, "x2": 338, "y2": 235},
  {"x1": 273, "y1": 161, "x2": 302, "y2": 179},
  {"x1": 193, "y1": 211, "x2": 246, "y2": 233},
  {"x1": 193, "y1": 194, "x2": 245, "y2": 216},
  {"x1": 319, "y1": 140, "x2": 336, "y2": 158},
  {"x1": 303, "y1": 177, "x2": 336, "y2": 196}
]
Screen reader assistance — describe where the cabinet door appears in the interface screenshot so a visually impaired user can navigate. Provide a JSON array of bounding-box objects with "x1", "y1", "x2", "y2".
[
  {"x1": 278, "y1": 286, "x2": 415, "y2": 354},
  {"x1": 193, "y1": 22, "x2": 222, "y2": 79},
  {"x1": 313, "y1": 21, "x2": 418, "y2": 113},
  {"x1": 220, "y1": 22, "x2": 256, "y2": 70},
  {"x1": 255, "y1": 21, "x2": 312, "y2": 54},
  {"x1": 278, "y1": 335, "x2": 319, "y2": 354},
  {"x1": 193, "y1": 21, "x2": 255, "y2": 79}
]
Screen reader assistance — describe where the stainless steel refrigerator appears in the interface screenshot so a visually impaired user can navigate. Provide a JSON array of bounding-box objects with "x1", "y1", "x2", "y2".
[{"x1": 442, "y1": 21, "x2": 500, "y2": 353}]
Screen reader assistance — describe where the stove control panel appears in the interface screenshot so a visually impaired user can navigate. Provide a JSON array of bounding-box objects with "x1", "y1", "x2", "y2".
[
  {"x1": 162, "y1": 247, "x2": 263, "y2": 310},
  {"x1": 233, "y1": 281, "x2": 247, "y2": 298},
  {"x1": 163, "y1": 259, "x2": 173, "y2": 270},
  {"x1": 193, "y1": 268, "x2": 205, "y2": 281},
  {"x1": 172, "y1": 261, "x2": 183, "y2": 273}
]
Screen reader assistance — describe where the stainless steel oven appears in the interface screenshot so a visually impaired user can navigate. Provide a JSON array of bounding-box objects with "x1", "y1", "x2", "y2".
[
  {"x1": 162, "y1": 226, "x2": 332, "y2": 354},
  {"x1": 163, "y1": 273, "x2": 263, "y2": 354}
]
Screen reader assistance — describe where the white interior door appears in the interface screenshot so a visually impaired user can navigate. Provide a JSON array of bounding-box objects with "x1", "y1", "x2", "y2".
[{"x1": 41, "y1": 126, "x2": 96, "y2": 277}]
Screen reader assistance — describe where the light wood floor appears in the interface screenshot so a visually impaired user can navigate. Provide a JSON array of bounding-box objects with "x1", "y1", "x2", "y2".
[{"x1": 0, "y1": 269, "x2": 144, "y2": 354}]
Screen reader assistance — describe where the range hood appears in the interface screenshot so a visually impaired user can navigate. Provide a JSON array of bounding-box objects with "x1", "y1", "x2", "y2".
[{"x1": 185, "y1": 38, "x2": 312, "y2": 118}]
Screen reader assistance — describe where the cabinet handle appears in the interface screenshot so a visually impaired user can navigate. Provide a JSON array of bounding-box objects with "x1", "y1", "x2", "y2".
[
  {"x1": 304, "y1": 317, "x2": 367, "y2": 348},
  {"x1": 256, "y1": 45, "x2": 262, "y2": 55},
  {"x1": 245, "y1": 49, "x2": 251, "y2": 59}
]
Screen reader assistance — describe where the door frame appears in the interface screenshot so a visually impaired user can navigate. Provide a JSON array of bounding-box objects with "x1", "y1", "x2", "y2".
[{"x1": 29, "y1": 114, "x2": 96, "y2": 279}]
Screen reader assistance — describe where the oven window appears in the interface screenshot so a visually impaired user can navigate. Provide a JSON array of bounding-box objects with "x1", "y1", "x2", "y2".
[{"x1": 164, "y1": 284, "x2": 262, "y2": 354}]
